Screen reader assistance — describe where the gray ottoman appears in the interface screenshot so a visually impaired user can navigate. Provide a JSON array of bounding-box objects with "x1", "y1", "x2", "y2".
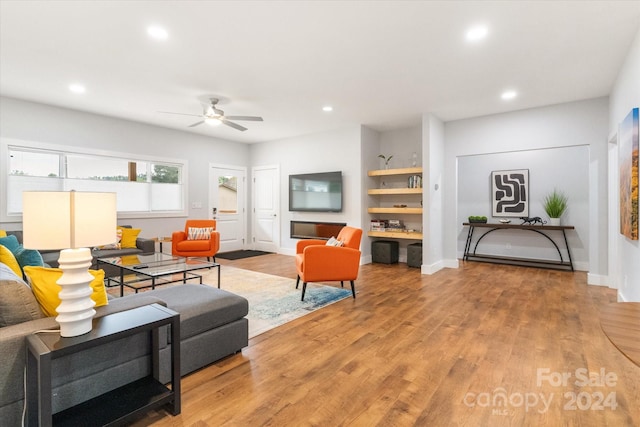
[
  {"x1": 131, "y1": 284, "x2": 249, "y2": 382},
  {"x1": 407, "y1": 243, "x2": 422, "y2": 268},
  {"x1": 372, "y1": 240, "x2": 399, "y2": 264}
]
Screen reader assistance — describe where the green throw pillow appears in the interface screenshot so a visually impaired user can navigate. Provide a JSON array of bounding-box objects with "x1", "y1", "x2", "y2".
[
  {"x1": 0, "y1": 234, "x2": 21, "y2": 253},
  {"x1": 0, "y1": 234, "x2": 45, "y2": 276},
  {"x1": 15, "y1": 248, "x2": 44, "y2": 270}
]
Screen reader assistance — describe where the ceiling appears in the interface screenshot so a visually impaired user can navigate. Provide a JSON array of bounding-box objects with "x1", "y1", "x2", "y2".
[{"x1": 1, "y1": 1, "x2": 639, "y2": 144}]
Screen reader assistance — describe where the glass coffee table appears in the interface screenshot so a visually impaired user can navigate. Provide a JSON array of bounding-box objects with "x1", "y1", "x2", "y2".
[{"x1": 97, "y1": 253, "x2": 220, "y2": 297}]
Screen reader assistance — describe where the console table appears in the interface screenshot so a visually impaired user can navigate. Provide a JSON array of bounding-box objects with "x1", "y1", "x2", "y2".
[
  {"x1": 463, "y1": 222, "x2": 575, "y2": 271},
  {"x1": 25, "y1": 304, "x2": 180, "y2": 426}
]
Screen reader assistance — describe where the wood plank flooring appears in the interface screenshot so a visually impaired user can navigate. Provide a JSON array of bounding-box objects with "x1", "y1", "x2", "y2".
[{"x1": 135, "y1": 255, "x2": 640, "y2": 426}]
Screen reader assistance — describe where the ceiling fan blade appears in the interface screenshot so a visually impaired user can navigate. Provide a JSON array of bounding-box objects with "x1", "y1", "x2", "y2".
[
  {"x1": 158, "y1": 111, "x2": 203, "y2": 118},
  {"x1": 188, "y1": 121, "x2": 205, "y2": 127},
  {"x1": 224, "y1": 115, "x2": 263, "y2": 122},
  {"x1": 221, "y1": 119, "x2": 247, "y2": 131}
]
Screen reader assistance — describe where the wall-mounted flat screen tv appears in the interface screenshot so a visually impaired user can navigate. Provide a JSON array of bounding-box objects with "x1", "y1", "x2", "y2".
[{"x1": 289, "y1": 171, "x2": 343, "y2": 212}]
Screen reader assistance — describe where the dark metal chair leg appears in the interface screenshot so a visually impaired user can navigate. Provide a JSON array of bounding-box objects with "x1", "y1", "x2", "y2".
[
  {"x1": 340, "y1": 281, "x2": 344, "y2": 287},
  {"x1": 350, "y1": 280, "x2": 356, "y2": 298},
  {"x1": 296, "y1": 275, "x2": 300, "y2": 289},
  {"x1": 301, "y1": 282, "x2": 307, "y2": 301}
]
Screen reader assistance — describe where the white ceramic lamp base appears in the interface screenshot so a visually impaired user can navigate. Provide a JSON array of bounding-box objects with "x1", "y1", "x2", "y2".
[{"x1": 56, "y1": 248, "x2": 96, "y2": 337}]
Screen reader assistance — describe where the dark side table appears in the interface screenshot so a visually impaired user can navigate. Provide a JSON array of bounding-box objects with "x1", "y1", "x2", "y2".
[{"x1": 25, "y1": 304, "x2": 180, "y2": 426}]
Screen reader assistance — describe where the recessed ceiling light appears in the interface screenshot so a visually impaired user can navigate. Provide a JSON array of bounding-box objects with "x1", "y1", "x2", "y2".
[
  {"x1": 466, "y1": 25, "x2": 488, "y2": 42},
  {"x1": 147, "y1": 26, "x2": 168, "y2": 40},
  {"x1": 501, "y1": 90, "x2": 517, "y2": 100},
  {"x1": 322, "y1": 106, "x2": 333, "y2": 112},
  {"x1": 68, "y1": 84, "x2": 86, "y2": 94}
]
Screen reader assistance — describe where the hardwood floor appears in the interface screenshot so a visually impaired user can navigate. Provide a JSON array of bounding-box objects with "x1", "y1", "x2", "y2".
[{"x1": 136, "y1": 255, "x2": 640, "y2": 426}]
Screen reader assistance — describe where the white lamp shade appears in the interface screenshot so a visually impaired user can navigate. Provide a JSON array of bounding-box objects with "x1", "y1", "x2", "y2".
[{"x1": 22, "y1": 191, "x2": 117, "y2": 249}]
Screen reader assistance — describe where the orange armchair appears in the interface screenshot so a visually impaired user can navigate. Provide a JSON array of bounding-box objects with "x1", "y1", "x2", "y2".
[
  {"x1": 295, "y1": 226, "x2": 362, "y2": 301},
  {"x1": 172, "y1": 219, "x2": 220, "y2": 261}
]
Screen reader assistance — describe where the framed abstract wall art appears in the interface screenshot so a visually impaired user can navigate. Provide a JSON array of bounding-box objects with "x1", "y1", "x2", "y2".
[
  {"x1": 491, "y1": 169, "x2": 529, "y2": 217},
  {"x1": 619, "y1": 107, "x2": 639, "y2": 240}
]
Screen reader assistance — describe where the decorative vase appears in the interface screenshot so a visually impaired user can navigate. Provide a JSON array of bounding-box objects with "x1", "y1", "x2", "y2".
[{"x1": 548, "y1": 217, "x2": 561, "y2": 226}]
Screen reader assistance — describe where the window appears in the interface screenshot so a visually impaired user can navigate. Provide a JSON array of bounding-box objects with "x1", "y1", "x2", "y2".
[{"x1": 4, "y1": 143, "x2": 187, "y2": 218}]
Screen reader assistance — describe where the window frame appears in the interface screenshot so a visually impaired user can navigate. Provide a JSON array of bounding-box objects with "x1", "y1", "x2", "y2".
[{"x1": 1, "y1": 138, "x2": 189, "y2": 222}]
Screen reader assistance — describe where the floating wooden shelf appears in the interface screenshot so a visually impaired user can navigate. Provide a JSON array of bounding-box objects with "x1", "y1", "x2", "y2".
[
  {"x1": 368, "y1": 167, "x2": 422, "y2": 177},
  {"x1": 368, "y1": 188, "x2": 423, "y2": 195},
  {"x1": 368, "y1": 207, "x2": 422, "y2": 214},
  {"x1": 368, "y1": 231, "x2": 423, "y2": 239}
]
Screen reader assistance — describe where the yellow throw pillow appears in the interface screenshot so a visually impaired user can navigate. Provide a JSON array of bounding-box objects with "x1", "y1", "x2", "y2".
[
  {"x1": 118, "y1": 227, "x2": 141, "y2": 249},
  {"x1": 120, "y1": 255, "x2": 140, "y2": 265},
  {"x1": 0, "y1": 230, "x2": 7, "y2": 237},
  {"x1": 23, "y1": 267, "x2": 108, "y2": 317},
  {"x1": 0, "y1": 245, "x2": 22, "y2": 276}
]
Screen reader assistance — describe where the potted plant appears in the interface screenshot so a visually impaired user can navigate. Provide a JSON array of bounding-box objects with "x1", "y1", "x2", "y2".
[
  {"x1": 378, "y1": 154, "x2": 393, "y2": 169},
  {"x1": 468, "y1": 215, "x2": 487, "y2": 223},
  {"x1": 543, "y1": 189, "x2": 568, "y2": 226}
]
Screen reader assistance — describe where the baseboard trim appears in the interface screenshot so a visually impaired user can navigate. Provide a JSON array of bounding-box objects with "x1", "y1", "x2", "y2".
[{"x1": 587, "y1": 273, "x2": 610, "y2": 287}]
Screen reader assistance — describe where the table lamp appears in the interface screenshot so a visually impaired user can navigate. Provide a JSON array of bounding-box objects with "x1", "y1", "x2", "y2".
[{"x1": 22, "y1": 191, "x2": 117, "y2": 337}]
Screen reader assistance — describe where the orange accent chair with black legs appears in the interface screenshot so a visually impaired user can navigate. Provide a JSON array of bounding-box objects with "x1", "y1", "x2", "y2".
[
  {"x1": 172, "y1": 219, "x2": 220, "y2": 261},
  {"x1": 295, "y1": 226, "x2": 362, "y2": 301}
]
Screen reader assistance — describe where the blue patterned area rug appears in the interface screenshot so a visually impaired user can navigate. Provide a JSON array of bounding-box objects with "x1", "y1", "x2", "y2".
[{"x1": 201, "y1": 266, "x2": 353, "y2": 338}]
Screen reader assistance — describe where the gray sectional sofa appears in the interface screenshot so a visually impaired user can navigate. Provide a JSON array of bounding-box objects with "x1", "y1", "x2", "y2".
[
  {"x1": 0, "y1": 261, "x2": 249, "y2": 425},
  {"x1": 6, "y1": 227, "x2": 156, "y2": 274}
]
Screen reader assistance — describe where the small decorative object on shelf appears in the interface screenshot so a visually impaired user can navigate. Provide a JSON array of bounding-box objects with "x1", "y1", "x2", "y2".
[
  {"x1": 499, "y1": 219, "x2": 511, "y2": 223},
  {"x1": 378, "y1": 154, "x2": 393, "y2": 169},
  {"x1": 520, "y1": 216, "x2": 546, "y2": 225},
  {"x1": 468, "y1": 216, "x2": 487, "y2": 223}
]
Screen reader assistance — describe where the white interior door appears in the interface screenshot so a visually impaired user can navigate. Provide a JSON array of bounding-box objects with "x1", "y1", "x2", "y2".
[
  {"x1": 210, "y1": 165, "x2": 246, "y2": 253},
  {"x1": 252, "y1": 165, "x2": 280, "y2": 252}
]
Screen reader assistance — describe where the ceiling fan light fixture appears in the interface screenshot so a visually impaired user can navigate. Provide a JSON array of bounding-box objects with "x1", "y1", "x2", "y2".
[{"x1": 205, "y1": 117, "x2": 222, "y2": 126}]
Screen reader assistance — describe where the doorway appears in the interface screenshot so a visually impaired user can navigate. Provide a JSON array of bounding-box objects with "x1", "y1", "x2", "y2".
[
  {"x1": 252, "y1": 165, "x2": 280, "y2": 252},
  {"x1": 209, "y1": 164, "x2": 247, "y2": 253}
]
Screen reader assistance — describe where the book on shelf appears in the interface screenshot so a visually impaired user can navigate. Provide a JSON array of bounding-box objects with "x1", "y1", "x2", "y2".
[{"x1": 408, "y1": 175, "x2": 422, "y2": 188}]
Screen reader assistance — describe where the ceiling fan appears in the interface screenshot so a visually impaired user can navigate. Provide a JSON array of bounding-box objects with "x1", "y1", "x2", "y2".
[{"x1": 159, "y1": 98, "x2": 263, "y2": 131}]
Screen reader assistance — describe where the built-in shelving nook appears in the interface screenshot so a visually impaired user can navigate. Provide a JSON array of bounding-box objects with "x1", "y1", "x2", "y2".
[{"x1": 367, "y1": 167, "x2": 423, "y2": 240}]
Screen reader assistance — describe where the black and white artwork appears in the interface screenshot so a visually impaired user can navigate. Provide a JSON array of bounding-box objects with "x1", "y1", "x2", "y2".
[{"x1": 491, "y1": 169, "x2": 529, "y2": 217}]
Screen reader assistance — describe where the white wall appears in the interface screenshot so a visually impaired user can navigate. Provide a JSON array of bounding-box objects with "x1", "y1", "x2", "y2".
[
  {"x1": 609, "y1": 27, "x2": 640, "y2": 301},
  {"x1": 378, "y1": 126, "x2": 422, "y2": 170},
  {"x1": 443, "y1": 97, "x2": 609, "y2": 279},
  {"x1": 457, "y1": 146, "x2": 589, "y2": 269},
  {"x1": 423, "y1": 114, "x2": 446, "y2": 273},
  {"x1": 0, "y1": 96, "x2": 249, "y2": 240},
  {"x1": 361, "y1": 125, "x2": 381, "y2": 262},
  {"x1": 249, "y1": 126, "x2": 363, "y2": 256}
]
